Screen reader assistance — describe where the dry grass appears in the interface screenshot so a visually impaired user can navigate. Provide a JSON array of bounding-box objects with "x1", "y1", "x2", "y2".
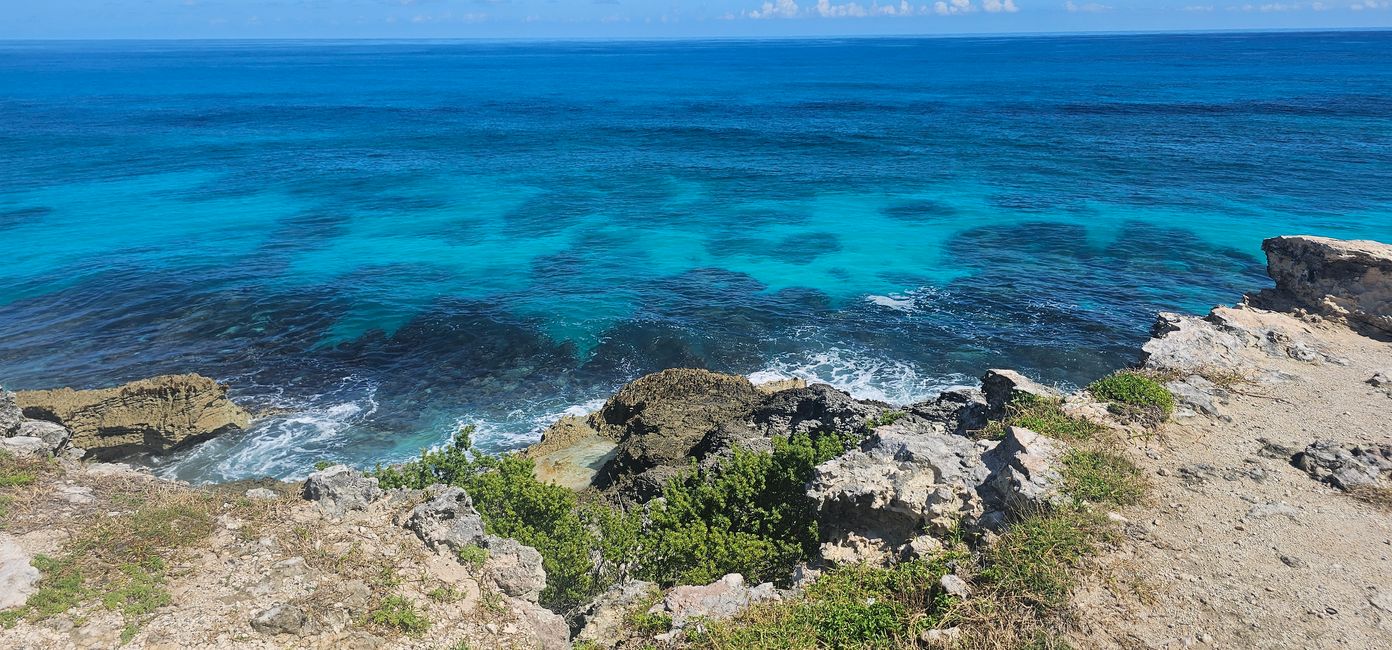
[{"x1": 1348, "y1": 484, "x2": 1392, "y2": 511}]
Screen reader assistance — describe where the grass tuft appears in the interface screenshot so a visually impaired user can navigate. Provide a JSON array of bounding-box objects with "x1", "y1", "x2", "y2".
[
  {"x1": 367, "y1": 595, "x2": 430, "y2": 635},
  {"x1": 977, "y1": 508, "x2": 1113, "y2": 611},
  {"x1": 1060, "y1": 448, "x2": 1146, "y2": 507},
  {"x1": 1087, "y1": 371, "x2": 1175, "y2": 423},
  {"x1": 978, "y1": 395, "x2": 1105, "y2": 442}
]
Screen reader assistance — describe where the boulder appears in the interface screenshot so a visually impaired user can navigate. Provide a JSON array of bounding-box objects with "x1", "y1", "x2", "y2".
[
  {"x1": 649, "y1": 573, "x2": 780, "y2": 634},
  {"x1": 0, "y1": 436, "x2": 52, "y2": 458},
  {"x1": 511, "y1": 597, "x2": 571, "y2": 650},
  {"x1": 483, "y1": 535, "x2": 547, "y2": 602},
  {"x1": 16, "y1": 374, "x2": 251, "y2": 460},
  {"x1": 302, "y1": 465, "x2": 382, "y2": 518},
  {"x1": 251, "y1": 603, "x2": 312, "y2": 636},
  {"x1": 0, "y1": 389, "x2": 21, "y2": 437},
  {"x1": 17, "y1": 419, "x2": 70, "y2": 451},
  {"x1": 1259, "y1": 235, "x2": 1392, "y2": 333},
  {"x1": 981, "y1": 369, "x2": 1060, "y2": 418},
  {"x1": 980, "y1": 426, "x2": 1068, "y2": 515},
  {"x1": 573, "y1": 579, "x2": 660, "y2": 647},
  {"x1": 403, "y1": 487, "x2": 486, "y2": 551},
  {"x1": 807, "y1": 421, "x2": 991, "y2": 564},
  {"x1": 749, "y1": 383, "x2": 886, "y2": 438},
  {"x1": 593, "y1": 369, "x2": 761, "y2": 497},
  {"x1": 1292, "y1": 440, "x2": 1392, "y2": 491}
]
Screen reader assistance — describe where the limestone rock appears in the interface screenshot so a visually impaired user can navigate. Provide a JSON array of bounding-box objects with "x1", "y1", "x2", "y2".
[
  {"x1": 593, "y1": 369, "x2": 761, "y2": 497},
  {"x1": 1260, "y1": 235, "x2": 1392, "y2": 333},
  {"x1": 0, "y1": 436, "x2": 51, "y2": 457},
  {"x1": 980, "y1": 426, "x2": 1067, "y2": 515},
  {"x1": 17, "y1": 419, "x2": 70, "y2": 450},
  {"x1": 574, "y1": 579, "x2": 660, "y2": 647},
  {"x1": 0, "y1": 533, "x2": 40, "y2": 609},
  {"x1": 750, "y1": 383, "x2": 886, "y2": 437},
  {"x1": 981, "y1": 369, "x2": 1060, "y2": 417},
  {"x1": 251, "y1": 603, "x2": 312, "y2": 636},
  {"x1": 245, "y1": 487, "x2": 279, "y2": 501},
  {"x1": 908, "y1": 387, "x2": 990, "y2": 436},
  {"x1": 483, "y1": 535, "x2": 547, "y2": 602},
  {"x1": 0, "y1": 389, "x2": 21, "y2": 437},
  {"x1": 1292, "y1": 440, "x2": 1392, "y2": 491},
  {"x1": 403, "y1": 486, "x2": 486, "y2": 551},
  {"x1": 650, "y1": 573, "x2": 780, "y2": 633},
  {"x1": 807, "y1": 422, "x2": 990, "y2": 564},
  {"x1": 301, "y1": 465, "x2": 382, "y2": 518},
  {"x1": 753, "y1": 376, "x2": 808, "y2": 394},
  {"x1": 510, "y1": 597, "x2": 571, "y2": 650},
  {"x1": 16, "y1": 374, "x2": 250, "y2": 460}
]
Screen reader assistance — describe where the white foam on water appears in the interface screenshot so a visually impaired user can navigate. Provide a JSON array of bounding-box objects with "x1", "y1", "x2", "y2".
[
  {"x1": 755, "y1": 348, "x2": 969, "y2": 406},
  {"x1": 866, "y1": 293, "x2": 918, "y2": 312}
]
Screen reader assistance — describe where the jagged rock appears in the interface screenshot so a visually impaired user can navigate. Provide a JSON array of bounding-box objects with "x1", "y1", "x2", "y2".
[
  {"x1": 1292, "y1": 440, "x2": 1392, "y2": 491},
  {"x1": 750, "y1": 383, "x2": 886, "y2": 437},
  {"x1": 908, "y1": 388, "x2": 990, "y2": 436},
  {"x1": 403, "y1": 486, "x2": 486, "y2": 550},
  {"x1": 980, "y1": 426, "x2": 1067, "y2": 515},
  {"x1": 593, "y1": 369, "x2": 761, "y2": 497},
  {"x1": 0, "y1": 389, "x2": 21, "y2": 437},
  {"x1": 573, "y1": 579, "x2": 660, "y2": 647},
  {"x1": 251, "y1": 603, "x2": 312, "y2": 636},
  {"x1": 15, "y1": 374, "x2": 251, "y2": 460},
  {"x1": 650, "y1": 573, "x2": 780, "y2": 634},
  {"x1": 16, "y1": 420, "x2": 70, "y2": 451},
  {"x1": 245, "y1": 487, "x2": 279, "y2": 501},
  {"x1": 1142, "y1": 312, "x2": 1249, "y2": 374},
  {"x1": 511, "y1": 598, "x2": 571, "y2": 650},
  {"x1": 1165, "y1": 375, "x2": 1227, "y2": 419},
  {"x1": 939, "y1": 574, "x2": 971, "y2": 598},
  {"x1": 981, "y1": 369, "x2": 1060, "y2": 417},
  {"x1": 807, "y1": 422, "x2": 991, "y2": 564},
  {"x1": 1371, "y1": 371, "x2": 1392, "y2": 397},
  {"x1": 753, "y1": 376, "x2": 808, "y2": 394},
  {"x1": 0, "y1": 533, "x2": 40, "y2": 609},
  {"x1": 0, "y1": 436, "x2": 51, "y2": 457},
  {"x1": 1259, "y1": 235, "x2": 1392, "y2": 334},
  {"x1": 483, "y1": 535, "x2": 547, "y2": 601},
  {"x1": 302, "y1": 465, "x2": 382, "y2": 517}
]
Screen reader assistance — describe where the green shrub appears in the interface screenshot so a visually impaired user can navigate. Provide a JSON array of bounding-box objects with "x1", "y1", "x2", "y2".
[
  {"x1": 636, "y1": 432, "x2": 853, "y2": 587},
  {"x1": 629, "y1": 610, "x2": 673, "y2": 634},
  {"x1": 690, "y1": 554, "x2": 964, "y2": 649},
  {"x1": 1087, "y1": 371, "x2": 1175, "y2": 421},
  {"x1": 1061, "y1": 449, "x2": 1145, "y2": 506},
  {"x1": 455, "y1": 544, "x2": 489, "y2": 568},
  {"x1": 368, "y1": 595, "x2": 430, "y2": 635},
  {"x1": 978, "y1": 394, "x2": 1105, "y2": 442},
  {"x1": 979, "y1": 509, "x2": 1112, "y2": 610}
]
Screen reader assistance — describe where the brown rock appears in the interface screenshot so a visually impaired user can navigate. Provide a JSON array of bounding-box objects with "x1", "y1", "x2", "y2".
[
  {"x1": 16, "y1": 374, "x2": 250, "y2": 460},
  {"x1": 1259, "y1": 235, "x2": 1392, "y2": 334}
]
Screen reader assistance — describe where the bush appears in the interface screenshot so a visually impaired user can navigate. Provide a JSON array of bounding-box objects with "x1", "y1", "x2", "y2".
[
  {"x1": 979, "y1": 508, "x2": 1112, "y2": 610},
  {"x1": 1087, "y1": 372, "x2": 1175, "y2": 421},
  {"x1": 689, "y1": 554, "x2": 964, "y2": 649},
  {"x1": 456, "y1": 544, "x2": 488, "y2": 568},
  {"x1": 978, "y1": 395, "x2": 1105, "y2": 442},
  {"x1": 1060, "y1": 449, "x2": 1146, "y2": 506},
  {"x1": 368, "y1": 595, "x2": 430, "y2": 635},
  {"x1": 636, "y1": 432, "x2": 853, "y2": 587}
]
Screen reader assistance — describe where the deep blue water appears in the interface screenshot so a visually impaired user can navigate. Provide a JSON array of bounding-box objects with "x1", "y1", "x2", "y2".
[{"x1": 2, "y1": 32, "x2": 1390, "y2": 482}]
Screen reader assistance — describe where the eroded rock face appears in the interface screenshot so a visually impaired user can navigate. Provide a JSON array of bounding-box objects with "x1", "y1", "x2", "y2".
[
  {"x1": 302, "y1": 465, "x2": 383, "y2": 518},
  {"x1": 908, "y1": 388, "x2": 990, "y2": 436},
  {"x1": 981, "y1": 369, "x2": 1061, "y2": 417},
  {"x1": 16, "y1": 374, "x2": 250, "y2": 460},
  {"x1": 1261, "y1": 235, "x2": 1392, "y2": 334},
  {"x1": 593, "y1": 369, "x2": 762, "y2": 498},
  {"x1": 0, "y1": 390, "x2": 21, "y2": 437},
  {"x1": 807, "y1": 421, "x2": 992, "y2": 564},
  {"x1": 649, "y1": 573, "x2": 781, "y2": 635},
  {"x1": 573, "y1": 579, "x2": 659, "y2": 647},
  {"x1": 1293, "y1": 440, "x2": 1392, "y2": 491},
  {"x1": 402, "y1": 486, "x2": 548, "y2": 602},
  {"x1": 749, "y1": 383, "x2": 887, "y2": 437},
  {"x1": 980, "y1": 426, "x2": 1068, "y2": 516}
]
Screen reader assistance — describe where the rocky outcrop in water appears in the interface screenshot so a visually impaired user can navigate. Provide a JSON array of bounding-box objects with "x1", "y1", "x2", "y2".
[
  {"x1": 15, "y1": 374, "x2": 250, "y2": 460},
  {"x1": 1258, "y1": 235, "x2": 1392, "y2": 334}
]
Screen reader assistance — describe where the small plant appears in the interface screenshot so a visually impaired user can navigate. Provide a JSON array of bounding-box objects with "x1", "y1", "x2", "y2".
[
  {"x1": 1061, "y1": 448, "x2": 1146, "y2": 506},
  {"x1": 978, "y1": 394, "x2": 1105, "y2": 442},
  {"x1": 456, "y1": 543, "x2": 488, "y2": 569},
  {"x1": 628, "y1": 610, "x2": 673, "y2": 634},
  {"x1": 868, "y1": 410, "x2": 907, "y2": 428},
  {"x1": 479, "y1": 587, "x2": 507, "y2": 614},
  {"x1": 313, "y1": 460, "x2": 333, "y2": 471},
  {"x1": 367, "y1": 595, "x2": 430, "y2": 635},
  {"x1": 1087, "y1": 371, "x2": 1175, "y2": 423},
  {"x1": 428, "y1": 585, "x2": 463, "y2": 603}
]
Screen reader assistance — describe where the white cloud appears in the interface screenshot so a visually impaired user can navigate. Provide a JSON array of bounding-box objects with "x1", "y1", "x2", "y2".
[
  {"x1": 1349, "y1": 0, "x2": 1390, "y2": 9},
  {"x1": 1065, "y1": 0, "x2": 1110, "y2": 10},
  {"x1": 748, "y1": 0, "x2": 800, "y2": 17},
  {"x1": 934, "y1": 0, "x2": 975, "y2": 14},
  {"x1": 816, "y1": 0, "x2": 869, "y2": 16},
  {"x1": 1182, "y1": 4, "x2": 1215, "y2": 9},
  {"x1": 983, "y1": 0, "x2": 1020, "y2": 11}
]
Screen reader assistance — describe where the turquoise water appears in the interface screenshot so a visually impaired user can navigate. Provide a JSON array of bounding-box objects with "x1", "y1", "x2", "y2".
[{"x1": 1, "y1": 33, "x2": 1389, "y2": 481}]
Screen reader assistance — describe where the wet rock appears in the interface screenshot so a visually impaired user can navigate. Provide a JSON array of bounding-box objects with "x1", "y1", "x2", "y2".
[
  {"x1": 749, "y1": 383, "x2": 886, "y2": 437},
  {"x1": 593, "y1": 369, "x2": 761, "y2": 497},
  {"x1": 573, "y1": 579, "x2": 659, "y2": 647},
  {"x1": 807, "y1": 422, "x2": 989, "y2": 564},
  {"x1": 908, "y1": 388, "x2": 990, "y2": 436},
  {"x1": 1292, "y1": 440, "x2": 1392, "y2": 491},
  {"x1": 1259, "y1": 235, "x2": 1392, "y2": 334},
  {"x1": 403, "y1": 486, "x2": 486, "y2": 551},
  {"x1": 302, "y1": 465, "x2": 382, "y2": 518},
  {"x1": 0, "y1": 533, "x2": 40, "y2": 609},
  {"x1": 981, "y1": 369, "x2": 1060, "y2": 418},
  {"x1": 650, "y1": 573, "x2": 780, "y2": 633},
  {"x1": 16, "y1": 374, "x2": 251, "y2": 460},
  {"x1": 251, "y1": 603, "x2": 312, "y2": 636},
  {"x1": 17, "y1": 419, "x2": 70, "y2": 451},
  {"x1": 980, "y1": 426, "x2": 1067, "y2": 515},
  {"x1": 0, "y1": 389, "x2": 21, "y2": 437}
]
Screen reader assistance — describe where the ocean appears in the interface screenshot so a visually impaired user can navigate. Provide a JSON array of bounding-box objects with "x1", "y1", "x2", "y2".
[{"x1": 1, "y1": 32, "x2": 1389, "y2": 482}]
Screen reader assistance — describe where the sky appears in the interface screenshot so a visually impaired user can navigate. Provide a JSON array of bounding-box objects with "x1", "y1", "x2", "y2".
[{"x1": 1, "y1": 0, "x2": 1390, "y2": 39}]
